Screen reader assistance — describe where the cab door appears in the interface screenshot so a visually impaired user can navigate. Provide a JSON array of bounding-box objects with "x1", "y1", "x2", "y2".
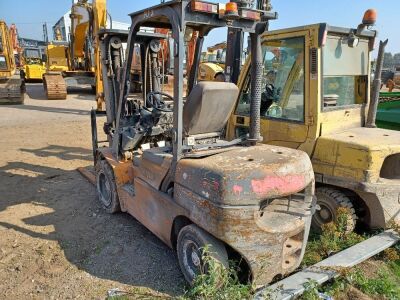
[{"x1": 229, "y1": 29, "x2": 312, "y2": 150}]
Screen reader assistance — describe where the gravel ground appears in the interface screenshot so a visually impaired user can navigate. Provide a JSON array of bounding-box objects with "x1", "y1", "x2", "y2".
[{"x1": 0, "y1": 84, "x2": 185, "y2": 299}]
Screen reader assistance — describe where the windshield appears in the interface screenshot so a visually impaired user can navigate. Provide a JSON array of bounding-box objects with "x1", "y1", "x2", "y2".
[
  {"x1": 236, "y1": 36, "x2": 305, "y2": 122},
  {"x1": 24, "y1": 49, "x2": 41, "y2": 58},
  {"x1": 322, "y1": 35, "x2": 369, "y2": 108}
]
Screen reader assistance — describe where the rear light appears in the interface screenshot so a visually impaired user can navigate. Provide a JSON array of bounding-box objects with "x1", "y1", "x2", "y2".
[
  {"x1": 240, "y1": 9, "x2": 261, "y2": 21},
  {"x1": 191, "y1": 1, "x2": 218, "y2": 14}
]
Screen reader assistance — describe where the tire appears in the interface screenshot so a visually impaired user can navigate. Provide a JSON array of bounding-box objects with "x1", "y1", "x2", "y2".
[
  {"x1": 177, "y1": 224, "x2": 228, "y2": 284},
  {"x1": 312, "y1": 187, "x2": 357, "y2": 232},
  {"x1": 95, "y1": 159, "x2": 120, "y2": 213}
]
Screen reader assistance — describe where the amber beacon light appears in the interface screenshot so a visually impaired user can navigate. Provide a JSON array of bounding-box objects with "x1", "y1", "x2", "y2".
[{"x1": 362, "y1": 9, "x2": 377, "y2": 26}]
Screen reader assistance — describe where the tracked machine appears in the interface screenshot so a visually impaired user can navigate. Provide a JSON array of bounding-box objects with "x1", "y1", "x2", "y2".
[
  {"x1": 0, "y1": 20, "x2": 25, "y2": 104},
  {"x1": 43, "y1": 0, "x2": 106, "y2": 109},
  {"x1": 88, "y1": 0, "x2": 317, "y2": 286}
]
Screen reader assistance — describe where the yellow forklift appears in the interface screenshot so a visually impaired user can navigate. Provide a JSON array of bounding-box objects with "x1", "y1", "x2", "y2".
[
  {"x1": 228, "y1": 10, "x2": 400, "y2": 232},
  {"x1": 0, "y1": 20, "x2": 25, "y2": 104},
  {"x1": 90, "y1": 0, "x2": 316, "y2": 286}
]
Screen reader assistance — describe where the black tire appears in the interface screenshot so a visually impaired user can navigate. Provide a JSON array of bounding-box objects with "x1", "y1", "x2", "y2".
[
  {"x1": 312, "y1": 187, "x2": 357, "y2": 232},
  {"x1": 95, "y1": 159, "x2": 120, "y2": 213},
  {"x1": 177, "y1": 224, "x2": 228, "y2": 284},
  {"x1": 214, "y1": 73, "x2": 225, "y2": 82}
]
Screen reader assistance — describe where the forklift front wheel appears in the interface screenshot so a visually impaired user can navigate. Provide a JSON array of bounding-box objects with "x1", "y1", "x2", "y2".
[
  {"x1": 312, "y1": 187, "x2": 357, "y2": 233},
  {"x1": 177, "y1": 224, "x2": 228, "y2": 284},
  {"x1": 95, "y1": 160, "x2": 121, "y2": 213}
]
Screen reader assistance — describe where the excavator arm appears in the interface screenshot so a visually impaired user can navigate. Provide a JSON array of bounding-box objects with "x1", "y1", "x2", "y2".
[{"x1": 69, "y1": 0, "x2": 107, "y2": 109}]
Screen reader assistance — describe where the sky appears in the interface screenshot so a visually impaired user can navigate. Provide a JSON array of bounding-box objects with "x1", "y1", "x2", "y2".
[{"x1": 0, "y1": 0, "x2": 398, "y2": 55}]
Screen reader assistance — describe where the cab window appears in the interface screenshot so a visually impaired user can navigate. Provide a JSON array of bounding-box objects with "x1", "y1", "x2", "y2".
[
  {"x1": 236, "y1": 36, "x2": 305, "y2": 123},
  {"x1": 322, "y1": 35, "x2": 369, "y2": 109}
]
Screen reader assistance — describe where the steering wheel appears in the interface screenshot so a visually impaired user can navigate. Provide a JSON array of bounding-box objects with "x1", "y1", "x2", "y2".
[{"x1": 146, "y1": 91, "x2": 174, "y2": 112}]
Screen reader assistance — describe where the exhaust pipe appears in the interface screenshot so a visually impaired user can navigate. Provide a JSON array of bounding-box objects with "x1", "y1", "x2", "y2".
[
  {"x1": 366, "y1": 39, "x2": 388, "y2": 128},
  {"x1": 249, "y1": 24, "x2": 265, "y2": 145}
]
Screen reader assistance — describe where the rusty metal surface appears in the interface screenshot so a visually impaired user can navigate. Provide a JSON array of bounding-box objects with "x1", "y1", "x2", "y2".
[
  {"x1": 136, "y1": 147, "x2": 173, "y2": 190},
  {"x1": 176, "y1": 144, "x2": 314, "y2": 205},
  {"x1": 121, "y1": 178, "x2": 186, "y2": 248},
  {"x1": 174, "y1": 182, "x2": 314, "y2": 286},
  {"x1": 95, "y1": 144, "x2": 315, "y2": 286},
  {"x1": 99, "y1": 148, "x2": 135, "y2": 186}
]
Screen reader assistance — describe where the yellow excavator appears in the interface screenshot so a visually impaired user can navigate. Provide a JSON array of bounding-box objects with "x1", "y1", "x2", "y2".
[
  {"x1": 0, "y1": 20, "x2": 25, "y2": 104},
  {"x1": 43, "y1": 0, "x2": 106, "y2": 110}
]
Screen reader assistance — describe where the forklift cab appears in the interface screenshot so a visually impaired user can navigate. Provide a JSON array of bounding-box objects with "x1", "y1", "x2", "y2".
[
  {"x1": 93, "y1": 0, "x2": 315, "y2": 286},
  {"x1": 229, "y1": 13, "x2": 400, "y2": 232}
]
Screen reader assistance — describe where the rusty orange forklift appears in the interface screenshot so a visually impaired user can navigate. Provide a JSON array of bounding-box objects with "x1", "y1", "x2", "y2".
[{"x1": 90, "y1": 0, "x2": 316, "y2": 286}]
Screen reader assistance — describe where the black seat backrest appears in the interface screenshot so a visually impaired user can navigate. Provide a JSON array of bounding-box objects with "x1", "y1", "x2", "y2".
[{"x1": 183, "y1": 82, "x2": 239, "y2": 136}]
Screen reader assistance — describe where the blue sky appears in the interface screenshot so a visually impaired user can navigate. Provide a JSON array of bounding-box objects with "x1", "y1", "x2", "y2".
[{"x1": 0, "y1": 0, "x2": 398, "y2": 55}]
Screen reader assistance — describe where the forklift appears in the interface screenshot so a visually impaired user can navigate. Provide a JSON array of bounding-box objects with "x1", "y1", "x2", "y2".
[
  {"x1": 90, "y1": 0, "x2": 316, "y2": 286},
  {"x1": 228, "y1": 10, "x2": 400, "y2": 232}
]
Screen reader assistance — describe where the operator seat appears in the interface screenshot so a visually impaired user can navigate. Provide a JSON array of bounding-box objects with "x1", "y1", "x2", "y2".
[
  {"x1": 183, "y1": 81, "x2": 239, "y2": 138},
  {"x1": 137, "y1": 82, "x2": 239, "y2": 190}
]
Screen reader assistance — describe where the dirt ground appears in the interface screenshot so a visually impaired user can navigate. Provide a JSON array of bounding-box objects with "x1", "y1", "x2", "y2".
[{"x1": 0, "y1": 84, "x2": 185, "y2": 299}]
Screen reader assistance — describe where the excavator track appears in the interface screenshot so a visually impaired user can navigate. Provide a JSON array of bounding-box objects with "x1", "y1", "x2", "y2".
[
  {"x1": 44, "y1": 73, "x2": 67, "y2": 100},
  {"x1": 0, "y1": 76, "x2": 25, "y2": 105}
]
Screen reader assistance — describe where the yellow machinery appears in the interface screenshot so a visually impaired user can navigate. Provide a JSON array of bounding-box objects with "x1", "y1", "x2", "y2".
[
  {"x1": 43, "y1": 0, "x2": 106, "y2": 110},
  {"x1": 22, "y1": 47, "x2": 46, "y2": 81},
  {"x1": 198, "y1": 42, "x2": 226, "y2": 81},
  {"x1": 0, "y1": 20, "x2": 25, "y2": 104},
  {"x1": 228, "y1": 11, "x2": 400, "y2": 232}
]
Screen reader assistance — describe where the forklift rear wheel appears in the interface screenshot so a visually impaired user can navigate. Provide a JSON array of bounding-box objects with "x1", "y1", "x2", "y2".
[
  {"x1": 177, "y1": 224, "x2": 228, "y2": 284},
  {"x1": 95, "y1": 160, "x2": 120, "y2": 213},
  {"x1": 312, "y1": 187, "x2": 357, "y2": 233}
]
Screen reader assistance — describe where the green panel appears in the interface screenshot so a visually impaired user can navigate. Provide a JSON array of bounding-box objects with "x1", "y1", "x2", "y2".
[{"x1": 377, "y1": 99, "x2": 400, "y2": 130}]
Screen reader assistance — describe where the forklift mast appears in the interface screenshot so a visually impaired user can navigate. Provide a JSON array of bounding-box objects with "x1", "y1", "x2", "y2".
[{"x1": 225, "y1": 0, "x2": 274, "y2": 84}]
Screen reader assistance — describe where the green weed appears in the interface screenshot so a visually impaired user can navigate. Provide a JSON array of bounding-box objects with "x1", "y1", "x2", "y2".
[
  {"x1": 180, "y1": 248, "x2": 253, "y2": 300},
  {"x1": 303, "y1": 207, "x2": 365, "y2": 266}
]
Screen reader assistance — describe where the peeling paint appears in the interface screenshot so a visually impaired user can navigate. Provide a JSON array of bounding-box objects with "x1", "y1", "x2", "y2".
[{"x1": 251, "y1": 175, "x2": 306, "y2": 196}]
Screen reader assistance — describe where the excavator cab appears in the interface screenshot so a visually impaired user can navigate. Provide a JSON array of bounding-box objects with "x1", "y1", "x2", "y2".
[{"x1": 91, "y1": 0, "x2": 315, "y2": 286}]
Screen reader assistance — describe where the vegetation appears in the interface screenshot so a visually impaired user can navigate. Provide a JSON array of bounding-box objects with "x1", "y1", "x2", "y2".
[
  {"x1": 106, "y1": 209, "x2": 399, "y2": 300},
  {"x1": 300, "y1": 208, "x2": 400, "y2": 300},
  {"x1": 180, "y1": 249, "x2": 253, "y2": 300},
  {"x1": 303, "y1": 207, "x2": 365, "y2": 267}
]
